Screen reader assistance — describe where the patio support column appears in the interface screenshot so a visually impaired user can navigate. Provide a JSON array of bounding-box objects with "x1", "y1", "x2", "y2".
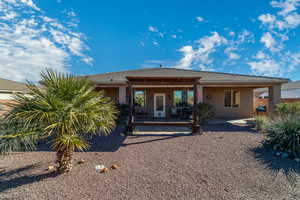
[
  {"x1": 118, "y1": 86, "x2": 127, "y2": 104},
  {"x1": 268, "y1": 84, "x2": 281, "y2": 116},
  {"x1": 192, "y1": 83, "x2": 200, "y2": 134},
  {"x1": 197, "y1": 85, "x2": 203, "y2": 103},
  {"x1": 127, "y1": 82, "x2": 133, "y2": 134}
]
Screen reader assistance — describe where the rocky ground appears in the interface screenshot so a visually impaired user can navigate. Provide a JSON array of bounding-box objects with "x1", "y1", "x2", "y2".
[{"x1": 1, "y1": 124, "x2": 300, "y2": 200}]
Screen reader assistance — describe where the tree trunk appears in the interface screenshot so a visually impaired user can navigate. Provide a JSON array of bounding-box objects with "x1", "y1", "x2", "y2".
[{"x1": 56, "y1": 149, "x2": 73, "y2": 173}]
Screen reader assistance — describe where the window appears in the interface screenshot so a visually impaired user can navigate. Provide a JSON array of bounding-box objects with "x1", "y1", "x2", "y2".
[
  {"x1": 134, "y1": 90, "x2": 146, "y2": 107},
  {"x1": 224, "y1": 90, "x2": 240, "y2": 107},
  {"x1": 173, "y1": 90, "x2": 194, "y2": 107}
]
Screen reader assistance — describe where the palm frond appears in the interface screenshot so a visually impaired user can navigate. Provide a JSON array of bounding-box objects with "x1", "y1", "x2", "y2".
[{"x1": 51, "y1": 134, "x2": 89, "y2": 152}]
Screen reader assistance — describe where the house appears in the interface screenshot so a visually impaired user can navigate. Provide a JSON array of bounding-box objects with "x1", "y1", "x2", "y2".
[
  {"x1": 85, "y1": 67, "x2": 288, "y2": 132},
  {"x1": 0, "y1": 78, "x2": 29, "y2": 116},
  {"x1": 254, "y1": 81, "x2": 300, "y2": 114},
  {"x1": 255, "y1": 81, "x2": 300, "y2": 100}
]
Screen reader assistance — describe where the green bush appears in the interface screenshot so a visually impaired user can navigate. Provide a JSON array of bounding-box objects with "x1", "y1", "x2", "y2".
[
  {"x1": 195, "y1": 103, "x2": 215, "y2": 124},
  {"x1": 255, "y1": 115, "x2": 269, "y2": 132},
  {"x1": 265, "y1": 116, "x2": 300, "y2": 158},
  {"x1": 116, "y1": 104, "x2": 130, "y2": 123},
  {"x1": 276, "y1": 102, "x2": 300, "y2": 119}
]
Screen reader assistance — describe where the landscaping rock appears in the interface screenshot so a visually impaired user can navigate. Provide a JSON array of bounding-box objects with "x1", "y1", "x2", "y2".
[
  {"x1": 95, "y1": 165, "x2": 105, "y2": 172},
  {"x1": 111, "y1": 164, "x2": 119, "y2": 169},
  {"x1": 78, "y1": 159, "x2": 85, "y2": 164},
  {"x1": 100, "y1": 167, "x2": 109, "y2": 173},
  {"x1": 295, "y1": 158, "x2": 300, "y2": 163},
  {"x1": 47, "y1": 165, "x2": 55, "y2": 171}
]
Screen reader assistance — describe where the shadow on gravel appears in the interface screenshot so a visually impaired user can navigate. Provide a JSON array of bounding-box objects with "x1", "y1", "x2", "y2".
[
  {"x1": 88, "y1": 126, "x2": 127, "y2": 152},
  {"x1": 123, "y1": 133, "x2": 192, "y2": 146},
  {"x1": 203, "y1": 123, "x2": 257, "y2": 133},
  {"x1": 36, "y1": 126, "x2": 127, "y2": 153},
  {"x1": 249, "y1": 146, "x2": 300, "y2": 185},
  {"x1": 0, "y1": 164, "x2": 59, "y2": 192}
]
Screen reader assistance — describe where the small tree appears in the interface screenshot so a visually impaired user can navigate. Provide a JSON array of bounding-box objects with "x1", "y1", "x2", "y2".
[{"x1": 0, "y1": 69, "x2": 118, "y2": 173}]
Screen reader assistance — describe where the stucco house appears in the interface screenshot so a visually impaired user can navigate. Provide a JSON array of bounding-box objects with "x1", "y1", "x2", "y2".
[
  {"x1": 84, "y1": 68, "x2": 288, "y2": 132},
  {"x1": 255, "y1": 80, "x2": 300, "y2": 100},
  {"x1": 0, "y1": 78, "x2": 29, "y2": 116}
]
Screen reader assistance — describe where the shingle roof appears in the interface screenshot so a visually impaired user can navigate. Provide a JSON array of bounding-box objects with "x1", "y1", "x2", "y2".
[
  {"x1": 85, "y1": 67, "x2": 289, "y2": 84},
  {"x1": 0, "y1": 78, "x2": 29, "y2": 93}
]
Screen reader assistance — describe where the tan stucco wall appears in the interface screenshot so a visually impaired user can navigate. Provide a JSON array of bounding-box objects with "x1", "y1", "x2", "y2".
[
  {"x1": 0, "y1": 99, "x2": 14, "y2": 117},
  {"x1": 203, "y1": 87, "x2": 254, "y2": 118},
  {"x1": 97, "y1": 86, "x2": 256, "y2": 118},
  {"x1": 96, "y1": 87, "x2": 119, "y2": 103}
]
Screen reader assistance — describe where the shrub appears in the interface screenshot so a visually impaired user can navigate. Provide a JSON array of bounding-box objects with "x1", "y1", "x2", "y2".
[
  {"x1": 116, "y1": 104, "x2": 130, "y2": 123},
  {"x1": 195, "y1": 103, "x2": 215, "y2": 124},
  {"x1": 275, "y1": 102, "x2": 300, "y2": 119},
  {"x1": 264, "y1": 116, "x2": 300, "y2": 158},
  {"x1": 255, "y1": 115, "x2": 269, "y2": 132}
]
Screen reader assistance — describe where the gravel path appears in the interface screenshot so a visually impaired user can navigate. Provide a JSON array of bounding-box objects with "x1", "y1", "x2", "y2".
[{"x1": 1, "y1": 124, "x2": 300, "y2": 200}]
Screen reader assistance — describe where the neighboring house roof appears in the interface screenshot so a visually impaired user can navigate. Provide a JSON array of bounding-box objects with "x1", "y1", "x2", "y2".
[
  {"x1": 84, "y1": 67, "x2": 288, "y2": 85},
  {"x1": 281, "y1": 80, "x2": 300, "y2": 90},
  {"x1": 0, "y1": 78, "x2": 29, "y2": 93}
]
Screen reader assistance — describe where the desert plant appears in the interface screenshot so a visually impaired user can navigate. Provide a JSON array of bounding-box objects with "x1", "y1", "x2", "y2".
[
  {"x1": 195, "y1": 103, "x2": 215, "y2": 124},
  {"x1": 255, "y1": 115, "x2": 269, "y2": 132},
  {"x1": 264, "y1": 116, "x2": 300, "y2": 158},
  {"x1": 0, "y1": 69, "x2": 118, "y2": 173},
  {"x1": 276, "y1": 102, "x2": 300, "y2": 119}
]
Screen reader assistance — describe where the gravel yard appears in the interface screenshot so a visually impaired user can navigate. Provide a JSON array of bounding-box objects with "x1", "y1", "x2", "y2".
[{"x1": 1, "y1": 124, "x2": 300, "y2": 200}]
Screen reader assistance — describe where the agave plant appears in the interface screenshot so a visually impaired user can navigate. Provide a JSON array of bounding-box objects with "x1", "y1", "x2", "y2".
[{"x1": 0, "y1": 69, "x2": 118, "y2": 173}]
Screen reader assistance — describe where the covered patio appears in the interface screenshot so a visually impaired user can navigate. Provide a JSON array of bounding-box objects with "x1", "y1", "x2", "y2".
[{"x1": 126, "y1": 76, "x2": 202, "y2": 134}]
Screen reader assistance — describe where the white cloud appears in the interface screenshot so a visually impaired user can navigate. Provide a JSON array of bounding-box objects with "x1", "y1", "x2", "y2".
[
  {"x1": 260, "y1": 32, "x2": 277, "y2": 50},
  {"x1": 228, "y1": 52, "x2": 240, "y2": 60},
  {"x1": 175, "y1": 32, "x2": 227, "y2": 70},
  {"x1": 171, "y1": 34, "x2": 177, "y2": 39},
  {"x1": 237, "y1": 30, "x2": 254, "y2": 43},
  {"x1": 258, "y1": 13, "x2": 276, "y2": 25},
  {"x1": 19, "y1": 0, "x2": 40, "y2": 11},
  {"x1": 0, "y1": 0, "x2": 92, "y2": 82},
  {"x1": 271, "y1": 0, "x2": 300, "y2": 16},
  {"x1": 255, "y1": 51, "x2": 267, "y2": 59},
  {"x1": 248, "y1": 59, "x2": 281, "y2": 76},
  {"x1": 153, "y1": 41, "x2": 159, "y2": 46},
  {"x1": 148, "y1": 26, "x2": 158, "y2": 32},
  {"x1": 229, "y1": 31, "x2": 235, "y2": 36},
  {"x1": 175, "y1": 46, "x2": 195, "y2": 69},
  {"x1": 66, "y1": 10, "x2": 76, "y2": 17},
  {"x1": 284, "y1": 12, "x2": 300, "y2": 27},
  {"x1": 249, "y1": 0, "x2": 300, "y2": 76},
  {"x1": 196, "y1": 16, "x2": 204, "y2": 22},
  {"x1": 259, "y1": 0, "x2": 300, "y2": 31},
  {"x1": 148, "y1": 25, "x2": 164, "y2": 39}
]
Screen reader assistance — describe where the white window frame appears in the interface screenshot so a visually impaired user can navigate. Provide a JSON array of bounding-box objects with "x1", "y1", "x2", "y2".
[{"x1": 134, "y1": 89, "x2": 146, "y2": 108}]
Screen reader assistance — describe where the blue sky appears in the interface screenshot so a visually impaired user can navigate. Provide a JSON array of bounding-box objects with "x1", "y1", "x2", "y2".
[{"x1": 0, "y1": 0, "x2": 300, "y2": 82}]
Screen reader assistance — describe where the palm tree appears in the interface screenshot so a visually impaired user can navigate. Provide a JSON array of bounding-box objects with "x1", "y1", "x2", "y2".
[{"x1": 0, "y1": 69, "x2": 118, "y2": 173}]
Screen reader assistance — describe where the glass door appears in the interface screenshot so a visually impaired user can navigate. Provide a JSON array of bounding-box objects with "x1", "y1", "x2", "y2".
[{"x1": 154, "y1": 93, "x2": 166, "y2": 118}]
